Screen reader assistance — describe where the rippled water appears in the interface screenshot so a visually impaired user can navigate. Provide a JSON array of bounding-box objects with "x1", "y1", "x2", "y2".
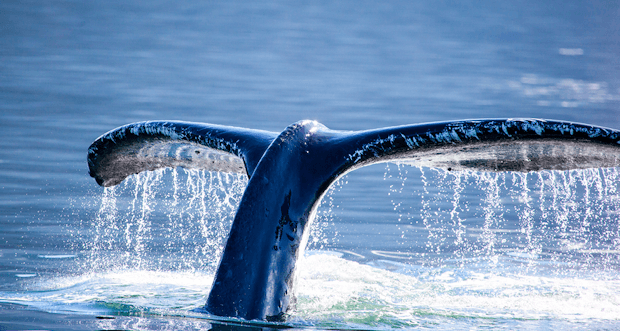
[{"x1": 2, "y1": 0, "x2": 620, "y2": 330}]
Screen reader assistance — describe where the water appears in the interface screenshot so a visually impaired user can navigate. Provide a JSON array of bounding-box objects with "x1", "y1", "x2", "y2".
[
  {"x1": 3, "y1": 168, "x2": 620, "y2": 329},
  {"x1": 1, "y1": 0, "x2": 620, "y2": 330}
]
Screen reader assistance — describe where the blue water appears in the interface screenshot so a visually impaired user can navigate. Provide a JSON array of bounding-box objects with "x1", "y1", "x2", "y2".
[{"x1": 1, "y1": 1, "x2": 620, "y2": 330}]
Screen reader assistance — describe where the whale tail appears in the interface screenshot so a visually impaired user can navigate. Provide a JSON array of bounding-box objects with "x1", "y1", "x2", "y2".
[
  {"x1": 87, "y1": 118, "x2": 620, "y2": 321},
  {"x1": 87, "y1": 121, "x2": 278, "y2": 187},
  {"x1": 88, "y1": 119, "x2": 620, "y2": 186}
]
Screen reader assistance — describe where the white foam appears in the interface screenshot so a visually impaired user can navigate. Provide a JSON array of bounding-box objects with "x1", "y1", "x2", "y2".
[{"x1": 295, "y1": 252, "x2": 620, "y2": 323}]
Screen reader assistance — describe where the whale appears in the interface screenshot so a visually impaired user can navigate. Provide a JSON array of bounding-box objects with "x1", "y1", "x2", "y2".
[{"x1": 87, "y1": 118, "x2": 620, "y2": 321}]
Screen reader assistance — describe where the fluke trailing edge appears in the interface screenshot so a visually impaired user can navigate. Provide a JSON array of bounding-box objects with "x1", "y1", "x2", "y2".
[{"x1": 87, "y1": 119, "x2": 620, "y2": 321}]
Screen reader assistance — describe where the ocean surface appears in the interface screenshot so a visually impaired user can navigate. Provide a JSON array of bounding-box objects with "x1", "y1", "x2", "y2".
[{"x1": 1, "y1": 1, "x2": 620, "y2": 330}]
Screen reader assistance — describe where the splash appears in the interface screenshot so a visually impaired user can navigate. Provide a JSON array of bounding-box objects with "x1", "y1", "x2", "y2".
[
  {"x1": 47, "y1": 164, "x2": 620, "y2": 328},
  {"x1": 83, "y1": 168, "x2": 248, "y2": 273},
  {"x1": 374, "y1": 165, "x2": 620, "y2": 276},
  {"x1": 291, "y1": 166, "x2": 620, "y2": 328},
  {"x1": 86, "y1": 164, "x2": 620, "y2": 280},
  {"x1": 308, "y1": 177, "x2": 345, "y2": 251},
  {"x1": 295, "y1": 252, "x2": 620, "y2": 328}
]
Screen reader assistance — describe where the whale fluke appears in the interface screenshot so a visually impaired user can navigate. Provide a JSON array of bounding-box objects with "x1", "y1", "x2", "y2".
[
  {"x1": 88, "y1": 121, "x2": 277, "y2": 187},
  {"x1": 87, "y1": 118, "x2": 620, "y2": 321}
]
